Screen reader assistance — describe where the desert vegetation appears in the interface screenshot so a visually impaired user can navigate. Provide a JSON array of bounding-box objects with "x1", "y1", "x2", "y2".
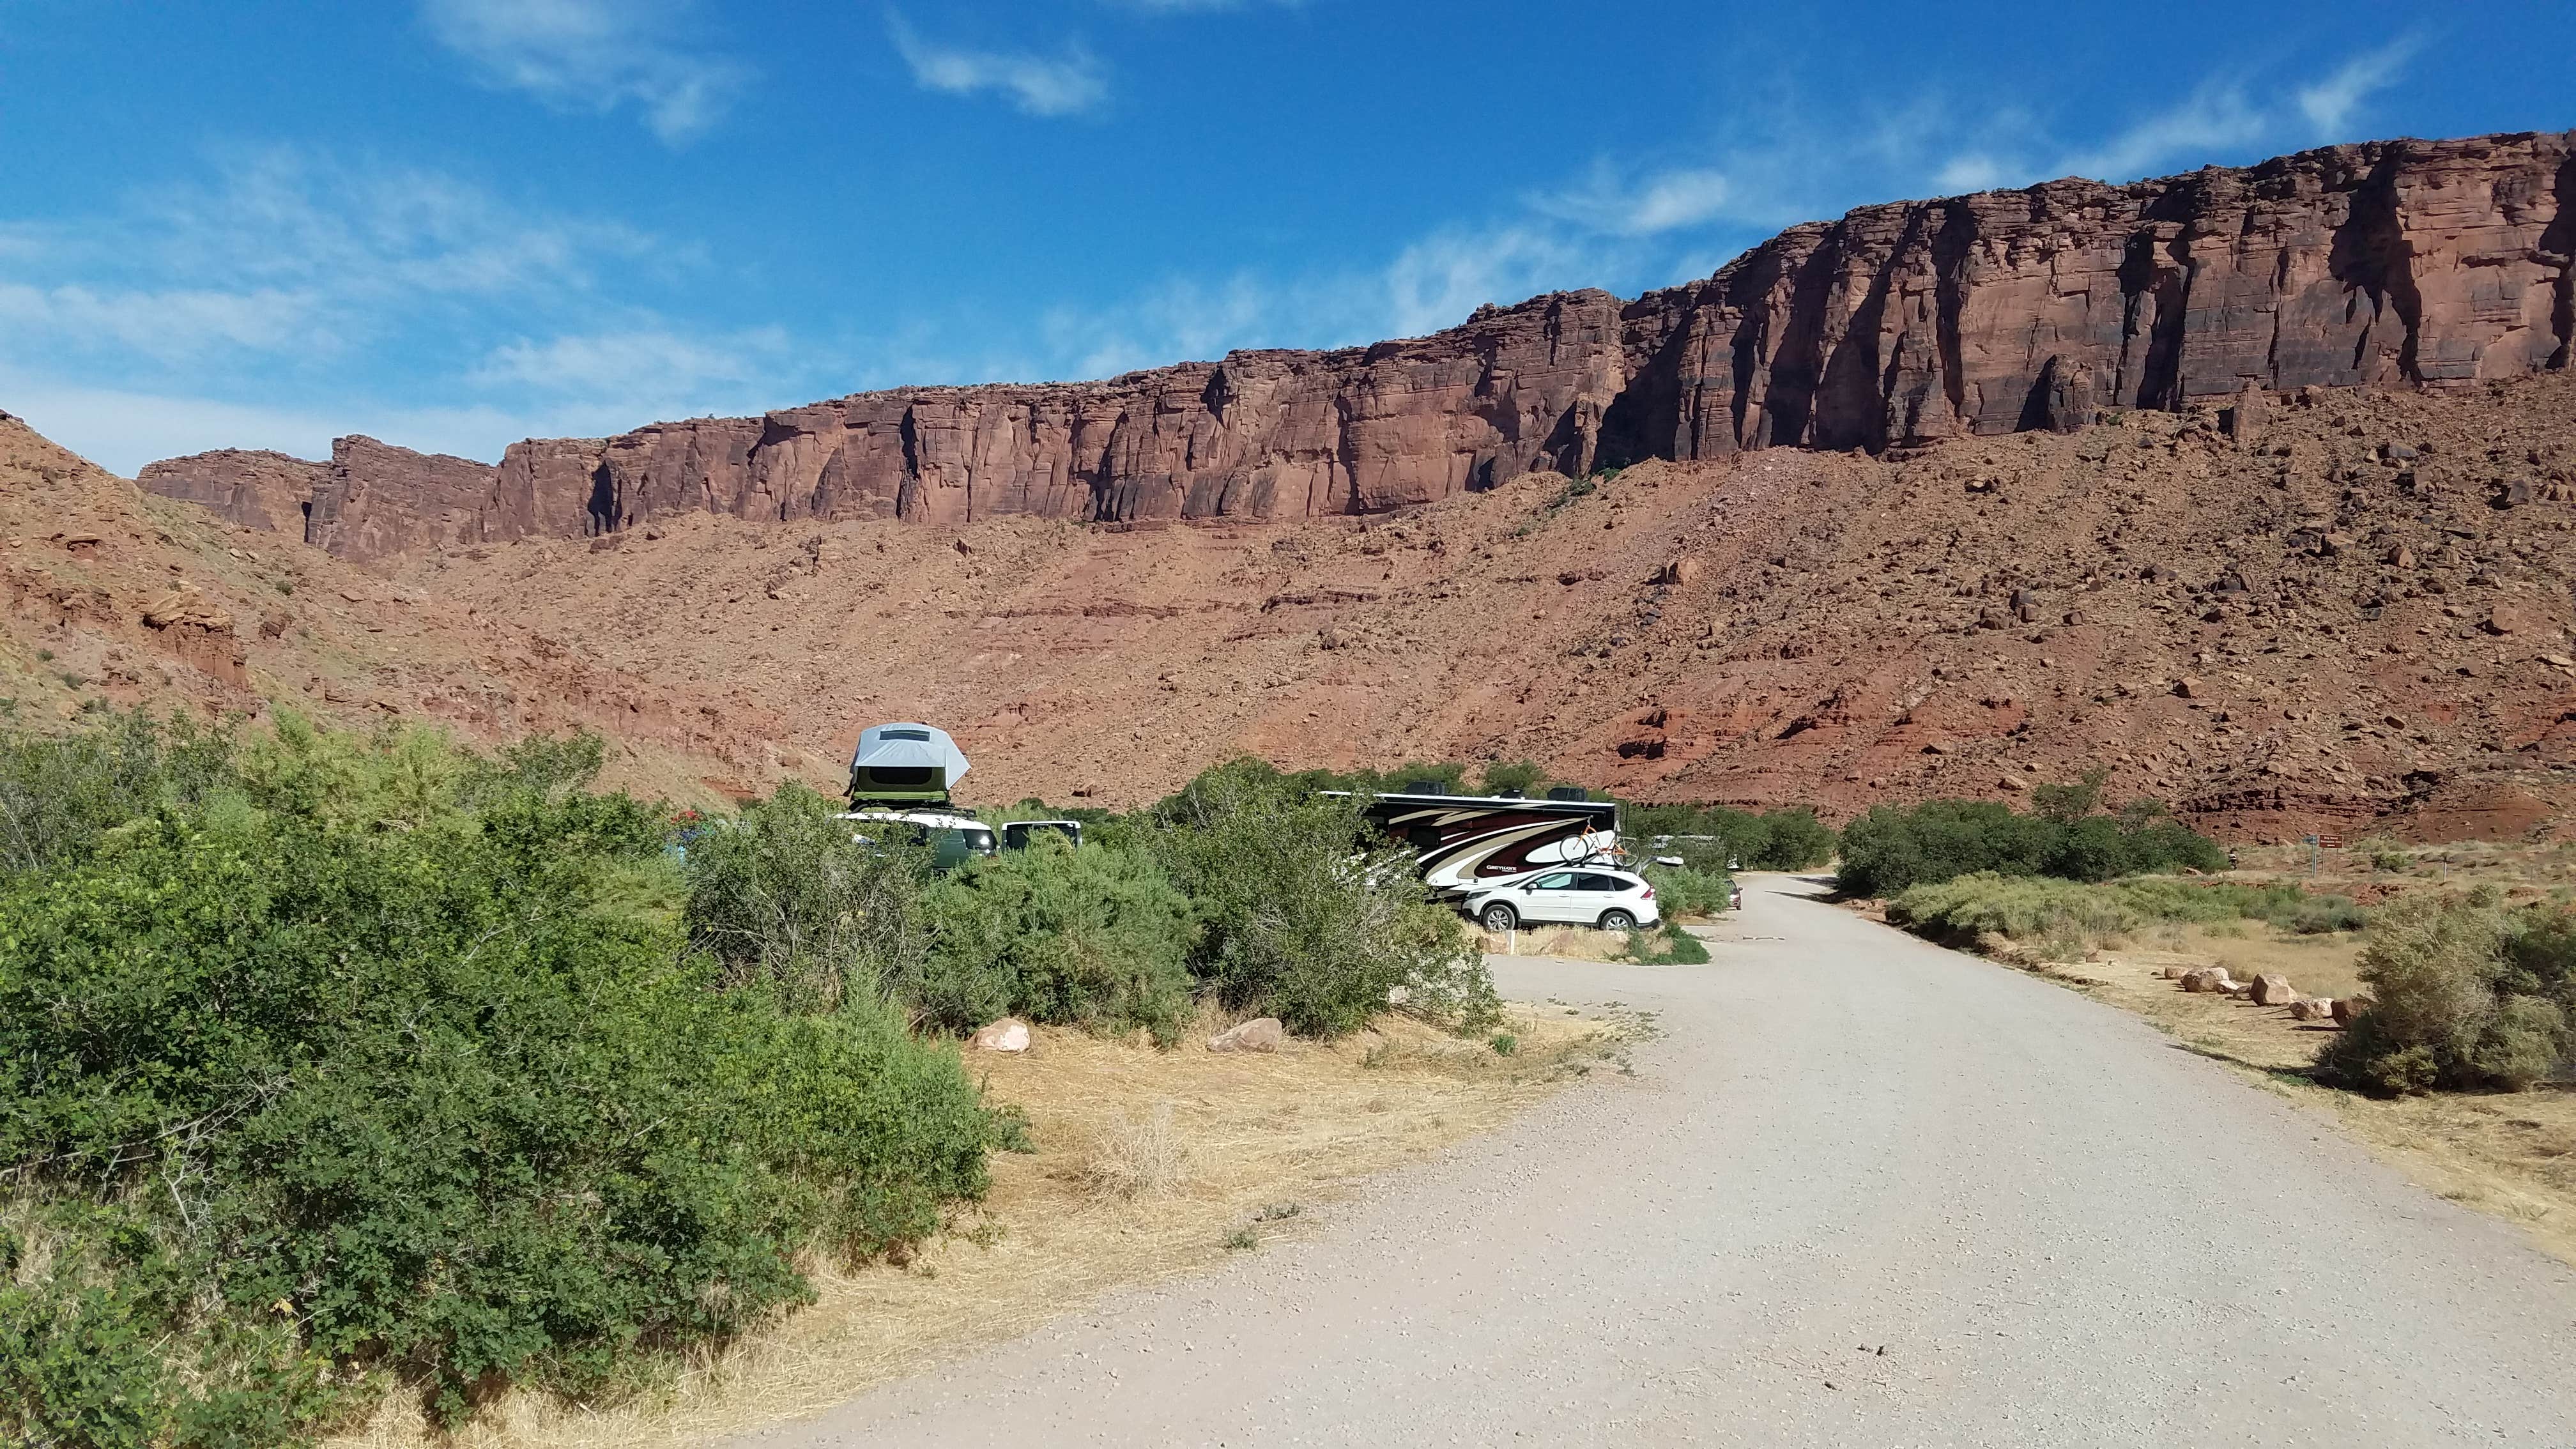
[
  {"x1": 0, "y1": 720, "x2": 1509, "y2": 1446},
  {"x1": 1837, "y1": 772, "x2": 2225, "y2": 897},
  {"x1": 0, "y1": 714, "x2": 1013, "y2": 1445},
  {"x1": 1887, "y1": 874, "x2": 2368, "y2": 961},
  {"x1": 2318, "y1": 891, "x2": 2576, "y2": 1095}
]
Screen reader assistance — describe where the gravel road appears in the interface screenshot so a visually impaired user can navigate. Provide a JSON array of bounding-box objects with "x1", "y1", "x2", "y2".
[{"x1": 744, "y1": 876, "x2": 2576, "y2": 1446}]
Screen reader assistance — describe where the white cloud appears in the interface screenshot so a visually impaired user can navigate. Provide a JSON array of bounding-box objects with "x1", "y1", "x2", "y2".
[
  {"x1": 1383, "y1": 226, "x2": 1607, "y2": 339},
  {"x1": 1933, "y1": 153, "x2": 2008, "y2": 194},
  {"x1": 470, "y1": 326, "x2": 794, "y2": 403},
  {"x1": 0, "y1": 151, "x2": 664, "y2": 378},
  {"x1": 1535, "y1": 165, "x2": 1735, "y2": 236},
  {"x1": 2056, "y1": 79, "x2": 2272, "y2": 183},
  {"x1": 0, "y1": 151, "x2": 809, "y2": 471},
  {"x1": 887, "y1": 13, "x2": 1108, "y2": 118},
  {"x1": 420, "y1": 0, "x2": 747, "y2": 142},
  {"x1": 2296, "y1": 37, "x2": 2419, "y2": 135}
]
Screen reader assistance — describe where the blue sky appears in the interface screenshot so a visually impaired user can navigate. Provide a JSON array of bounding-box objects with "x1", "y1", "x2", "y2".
[{"x1": 1, "y1": 1, "x2": 2568, "y2": 475}]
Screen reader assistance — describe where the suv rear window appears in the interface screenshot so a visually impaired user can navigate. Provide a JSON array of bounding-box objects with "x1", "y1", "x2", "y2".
[{"x1": 1578, "y1": 873, "x2": 1627, "y2": 892}]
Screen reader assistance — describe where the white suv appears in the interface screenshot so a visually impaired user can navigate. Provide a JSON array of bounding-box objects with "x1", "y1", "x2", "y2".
[{"x1": 1466, "y1": 868, "x2": 1659, "y2": 932}]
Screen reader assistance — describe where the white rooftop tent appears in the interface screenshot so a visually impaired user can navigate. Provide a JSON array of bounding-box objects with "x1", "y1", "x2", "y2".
[{"x1": 847, "y1": 722, "x2": 970, "y2": 804}]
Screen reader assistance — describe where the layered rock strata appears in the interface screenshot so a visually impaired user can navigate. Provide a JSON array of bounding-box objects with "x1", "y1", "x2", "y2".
[{"x1": 141, "y1": 131, "x2": 2575, "y2": 562}]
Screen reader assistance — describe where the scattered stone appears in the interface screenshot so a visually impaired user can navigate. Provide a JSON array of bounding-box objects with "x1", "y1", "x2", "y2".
[
  {"x1": 2289, "y1": 997, "x2": 2334, "y2": 1022},
  {"x1": 2250, "y1": 974, "x2": 2298, "y2": 1006},
  {"x1": 2485, "y1": 604, "x2": 2537, "y2": 636},
  {"x1": 969, "y1": 1017, "x2": 1031, "y2": 1053},
  {"x1": 1660, "y1": 558, "x2": 1704, "y2": 586},
  {"x1": 2331, "y1": 996, "x2": 2372, "y2": 1024},
  {"x1": 2174, "y1": 675, "x2": 2205, "y2": 699},
  {"x1": 1208, "y1": 1017, "x2": 1285, "y2": 1054}
]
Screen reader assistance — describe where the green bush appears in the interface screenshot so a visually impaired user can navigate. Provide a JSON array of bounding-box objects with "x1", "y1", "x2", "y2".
[
  {"x1": 0, "y1": 719, "x2": 1009, "y2": 1441},
  {"x1": 1641, "y1": 861, "x2": 1732, "y2": 917},
  {"x1": 1837, "y1": 794, "x2": 2225, "y2": 896},
  {"x1": 1620, "y1": 921, "x2": 1711, "y2": 965},
  {"x1": 908, "y1": 836, "x2": 1197, "y2": 1043},
  {"x1": 2320, "y1": 894, "x2": 2575, "y2": 1094},
  {"x1": 682, "y1": 782, "x2": 930, "y2": 1011},
  {"x1": 1150, "y1": 758, "x2": 1496, "y2": 1036},
  {"x1": 1621, "y1": 802, "x2": 1836, "y2": 870}
]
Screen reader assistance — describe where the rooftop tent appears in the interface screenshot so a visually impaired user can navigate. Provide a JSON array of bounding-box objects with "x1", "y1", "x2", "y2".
[{"x1": 848, "y1": 722, "x2": 970, "y2": 805}]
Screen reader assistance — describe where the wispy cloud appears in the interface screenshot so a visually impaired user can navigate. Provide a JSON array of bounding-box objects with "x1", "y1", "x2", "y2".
[
  {"x1": 2296, "y1": 36, "x2": 2420, "y2": 135},
  {"x1": 2055, "y1": 78, "x2": 2272, "y2": 182},
  {"x1": 1533, "y1": 164, "x2": 1737, "y2": 237},
  {"x1": 1936, "y1": 44, "x2": 2424, "y2": 189},
  {"x1": 0, "y1": 149, "x2": 657, "y2": 366},
  {"x1": 887, "y1": 13, "x2": 1108, "y2": 117},
  {"x1": 420, "y1": 0, "x2": 747, "y2": 142},
  {"x1": 471, "y1": 326, "x2": 795, "y2": 404},
  {"x1": 0, "y1": 150, "x2": 804, "y2": 471}
]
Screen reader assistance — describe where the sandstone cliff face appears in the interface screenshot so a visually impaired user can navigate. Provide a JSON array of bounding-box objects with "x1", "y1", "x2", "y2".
[
  {"x1": 134, "y1": 449, "x2": 321, "y2": 534},
  {"x1": 139, "y1": 131, "x2": 2574, "y2": 562}
]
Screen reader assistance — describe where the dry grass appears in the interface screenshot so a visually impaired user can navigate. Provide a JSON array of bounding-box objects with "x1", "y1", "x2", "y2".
[
  {"x1": 2007, "y1": 942, "x2": 2576, "y2": 1268},
  {"x1": 326, "y1": 1002, "x2": 1617, "y2": 1449},
  {"x1": 1475, "y1": 924, "x2": 1636, "y2": 962},
  {"x1": 1076, "y1": 1102, "x2": 1190, "y2": 1199}
]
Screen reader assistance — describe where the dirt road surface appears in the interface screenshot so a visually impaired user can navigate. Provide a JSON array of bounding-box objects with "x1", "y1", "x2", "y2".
[{"x1": 742, "y1": 877, "x2": 2576, "y2": 1446}]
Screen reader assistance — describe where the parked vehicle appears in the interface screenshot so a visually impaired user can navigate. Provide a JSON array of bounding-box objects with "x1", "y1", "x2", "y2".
[
  {"x1": 1335, "y1": 786, "x2": 1621, "y2": 899},
  {"x1": 1464, "y1": 867, "x2": 1659, "y2": 932},
  {"x1": 840, "y1": 721, "x2": 995, "y2": 870},
  {"x1": 1003, "y1": 818, "x2": 1083, "y2": 850}
]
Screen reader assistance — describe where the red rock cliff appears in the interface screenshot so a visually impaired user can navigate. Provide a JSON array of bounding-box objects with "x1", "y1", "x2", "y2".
[{"x1": 139, "y1": 130, "x2": 2573, "y2": 561}]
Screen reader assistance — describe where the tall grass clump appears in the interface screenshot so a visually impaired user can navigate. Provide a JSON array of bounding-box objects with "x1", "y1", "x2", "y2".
[
  {"x1": 0, "y1": 712, "x2": 1009, "y2": 1444},
  {"x1": 2320, "y1": 893, "x2": 2576, "y2": 1094},
  {"x1": 1148, "y1": 758, "x2": 1498, "y2": 1036},
  {"x1": 1886, "y1": 873, "x2": 2367, "y2": 963}
]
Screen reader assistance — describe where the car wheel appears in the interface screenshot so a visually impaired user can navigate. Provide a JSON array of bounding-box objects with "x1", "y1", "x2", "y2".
[
  {"x1": 1480, "y1": 903, "x2": 1519, "y2": 931},
  {"x1": 1598, "y1": 909, "x2": 1637, "y2": 932}
]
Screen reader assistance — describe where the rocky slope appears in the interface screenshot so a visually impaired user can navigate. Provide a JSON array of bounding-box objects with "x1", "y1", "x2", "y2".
[
  {"x1": 16, "y1": 370, "x2": 2576, "y2": 840},
  {"x1": 142, "y1": 131, "x2": 2573, "y2": 563}
]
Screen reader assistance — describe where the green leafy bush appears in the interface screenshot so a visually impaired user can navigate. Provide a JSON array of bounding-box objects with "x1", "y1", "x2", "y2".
[
  {"x1": 1837, "y1": 794, "x2": 2225, "y2": 896},
  {"x1": 1149, "y1": 758, "x2": 1497, "y2": 1036},
  {"x1": 1641, "y1": 861, "x2": 1732, "y2": 917},
  {"x1": 682, "y1": 782, "x2": 929, "y2": 1011},
  {"x1": 1621, "y1": 802, "x2": 1836, "y2": 870},
  {"x1": 1619, "y1": 921, "x2": 1711, "y2": 965},
  {"x1": 908, "y1": 836, "x2": 1197, "y2": 1043},
  {"x1": 0, "y1": 719, "x2": 1008, "y2": 1441},
  {"x1": 2320, "y1": 894, "x2": 2575, "y2": 1094}
]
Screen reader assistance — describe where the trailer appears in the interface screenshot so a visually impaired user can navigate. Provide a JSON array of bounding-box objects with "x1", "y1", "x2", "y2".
[{"x1": 1332, "y1": 787, "x2": 1620, "y2": 899}]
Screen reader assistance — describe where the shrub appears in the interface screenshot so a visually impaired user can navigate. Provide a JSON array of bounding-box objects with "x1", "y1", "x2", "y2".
[
  {"x1": 683, "y1": 782, "x2": 929, "y2": 1011},
  {"x1": 1620, "y1": 922, "x2": 1711, "y2": 965},
  {"x1": 1642, "y1": 861, "x2": 1731, "y2": 917},
  {"x1": 908, "y1": 836, "x2": 1196, "y2": 1043},
  {"x1": 1151, "y1": 758, "x2": 1497, "y2": 1036},
  {"x1": 1837, "y1": 794, "x2": 2224, "y2": 896},
  {"x1": 1621, "y1": 802, "x2": 1836, "y2": 871},
  {"x1": 2322, "y1": 895, "x2": 2575, "y2": 1094},
  {"x1": 0, "y1": 719, "x2": 1009, "y2": 1439}
]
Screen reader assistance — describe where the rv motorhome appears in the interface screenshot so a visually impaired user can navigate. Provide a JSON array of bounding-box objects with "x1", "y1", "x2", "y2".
[{"x1": 1331, "y1": 786, "x2": 1620, "y2": 899}]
